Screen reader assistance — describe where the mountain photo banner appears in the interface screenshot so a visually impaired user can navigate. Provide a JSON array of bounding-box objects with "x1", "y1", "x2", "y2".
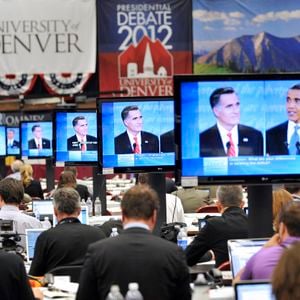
[
  {"x1": 98, "y1": 0, "x2": 193, "y2": 97},
  {"x1": 193, "y1": 0, "x2": 300, "y2": 74},
  {"x1": 0, "y1": 0, "x2": 96, "y2": 75}
]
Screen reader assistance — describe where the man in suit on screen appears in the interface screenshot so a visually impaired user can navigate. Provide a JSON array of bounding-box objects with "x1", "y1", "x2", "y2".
[
  {"x1": 28, "y1": 124, "x2": 50, "y2": 149},
  {"x1": 67, "y1": 116, "x2": 97, "y2": 151},
  {"x1": 266, "y1": 84, "x2": 300, "y2": 155},
  {"x1": 6, "y1": 128, "x2": 20, "y2": 149},
  {"x1": 114, "y1": 105, "x2": 159, "y2": 154},
  {"x1": 199, "y1": 87, "x2": 263, "y2": 157}
]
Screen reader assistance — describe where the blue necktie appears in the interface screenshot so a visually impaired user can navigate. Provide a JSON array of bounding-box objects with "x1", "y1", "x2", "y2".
[{"x1": 289, "y1": 125, "x2": 300, "y2": 155}]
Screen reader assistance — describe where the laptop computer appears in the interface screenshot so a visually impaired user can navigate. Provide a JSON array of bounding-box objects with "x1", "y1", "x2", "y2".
[
  {"x1": 32, "y1": 199, "x2": 54, "y2": 222},
  {"x1": 52, "y1": 205, "x2": 89, "y2": 226},
  {"x1": 234, "y1": 280, "x2": 275, "y2": 300},
  {"x1": 228, "y1": 238, "x2": 268, "y2": 277},
  {"x1": 25, "y1": 228, "x2": 47, "y2": 262}
]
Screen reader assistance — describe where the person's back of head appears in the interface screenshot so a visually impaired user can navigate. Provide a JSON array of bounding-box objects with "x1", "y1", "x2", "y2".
[
  {"x1": 216, "y1": 185, "x2": 243, "y2": 208},
  {"x1": 11, "y1": 159, "x2": 24, "y2": 173},
  {"x1": 284, "y1": 183, "x2": 300, "y2": 195},
  {"x1": 121, "y1": 185, "x2": 160, "y2": 221},
  {"x1": 0, "y1": 177, "x2": 24, "y2": 205},
  {"x1": 272, "y1": 188, "x2": 293, "y2": 232},
  {"x1": 64, "y1": 166, "x2": 78, "y2": 178},
  {"x1": 272, "y1": 242, "x2": 300, "y2": 300},
  {"x1": 165, "y1": 178, "x2": 177, "y2": 194},
  {"x1": 57, "y1": 171, "x2": 77, "y2": 189},
  {"x1": 20, "y1": 164, "x2": 33, "y2": 187},
  {"x1": 52, "y1": 187, "x2": 81, "y2": 215},
  {"x1": 278, "y1": 201, "x2": 300, "y2": 237}
]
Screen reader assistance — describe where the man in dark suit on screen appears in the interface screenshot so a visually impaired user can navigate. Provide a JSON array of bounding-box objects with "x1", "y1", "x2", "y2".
[
  {"x1": 76, "y1": 185, "x2": 191, "y2": 300},
  {"x1": 114, "y1": 105, "x2": 159, "y2": 154},
  {"x1": 6, "y1": 128, "x2": 20, "y2": 149},
  {"x1": 160, "y1": 129, "x2": 175, "y2": 153},
  {"x1": 266, "y1": 84, "x2": 300, "y2": 155},
  {"x1": 67, "y1": 116, "x2": 97, "y2": 151},
  {"x1": 28, "y1": 124, "x2": 50, "y2": 149},
  {"x1": 200, "y1": 87, "x2": 263, "y2": 157}
]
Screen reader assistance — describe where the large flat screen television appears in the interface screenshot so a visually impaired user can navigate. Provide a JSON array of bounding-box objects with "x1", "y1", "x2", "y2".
[
  {"x1": 6, "y1": 126, "x2": 20, "y2": 156},
  {"x1": 174, "y1": 73, "x2": 300, "y2": 184},
  {"x1": 54, "y1": 110, "x2": 98, "y2": 165},
  {"x1": 20, "y1": 121, "x2": 53, "y2": 158},
  {"x1": 98, "y1": 97, "x2": 175, "y2": 173},
  {"x1": 0, "y1": 125, "x2": 6, "y2": 156}
]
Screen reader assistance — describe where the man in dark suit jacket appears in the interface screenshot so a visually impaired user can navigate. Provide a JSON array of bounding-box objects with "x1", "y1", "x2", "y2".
[
  {"x1": 29, "y1": 187, "x2": 105, "y2": 276},
  {"x1": 114, "y1": 105, "x2": 159, "y2": 154},
  {"x1": 266, "y1": 84, "x2": 300, "y2": 155},
  {"x1": 185, "y1": 185, "x2": 248, "y2": 267},
  {"x1": 67, "y1": 116, "x2": 98, "y2": 151},
  {"x1": 76, "y1": 185, "x2": 191, "y2": 300},
  {"x1": 200, "y1": 87, "x2": 263, "y2": 157},
  {"x1": 28, "y1": 124, "x2": 50, "y2": 149},
  {"x1": 160, "y1": 129, "x2": 175, "y2": 153},
  {"x1": 6, "y1": 128, "x2": 20, "y2": 149}
]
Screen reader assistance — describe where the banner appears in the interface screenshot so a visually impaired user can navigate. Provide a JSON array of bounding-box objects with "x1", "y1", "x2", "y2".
[
  {"x1": 193, "y1": 0, "x2": 300, "y2": 74},
  {"x1": 98, "y1": 0, "x2": 192, "y2": 97},
  {"x1": 0, "y1": 0, "x2": 96, "y2": 75}
]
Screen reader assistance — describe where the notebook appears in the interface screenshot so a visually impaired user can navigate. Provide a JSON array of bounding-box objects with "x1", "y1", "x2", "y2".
[
  {"x1": 234, "y1": 280, "x2": 275, "y2": 300},
  {"x1": 228, "y1": 238, "x2": 268, "y2": 277},
  {"x1": 25, "y1": 228, "x2": 47, "y2": 262},
  {"x1": 32, "y1": 199, "x2": 54, "y2": 221}
]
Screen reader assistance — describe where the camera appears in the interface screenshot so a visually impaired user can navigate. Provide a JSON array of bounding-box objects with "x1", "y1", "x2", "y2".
[
  {"x1": 0, "y1": 219, "x2": 21, "y2": 253},
  {"x1": 0, "y1": 219, "x2": 16, "y2": 235}
]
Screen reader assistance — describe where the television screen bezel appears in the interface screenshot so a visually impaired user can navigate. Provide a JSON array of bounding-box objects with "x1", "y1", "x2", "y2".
[
  {"x1": 174, "y1": 73, "x2": 300, "y2": 185},
  {"x1": 6, "y1": 126, "x2": 21, "y2": 157},
  {"x1": 53, "y1": 109, "x2": 99, "y2": 166},
  {"x1": 20, "y1": 120, "x2": 53, "y2": 159},
  {"x1": 97, "y1": 96, "x2": 176, "y2": 174},
  {"x1": 0, "y1": 125, "x2": 7, "y2": 157}
]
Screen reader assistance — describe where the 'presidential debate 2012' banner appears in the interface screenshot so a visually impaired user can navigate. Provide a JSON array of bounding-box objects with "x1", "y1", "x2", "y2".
[
  {"x1": 98, "y1": 0, "x2": 192, "y2": 97},
  {"x1": 0, "y1": 0, "x2": 96, "y2": 75}
]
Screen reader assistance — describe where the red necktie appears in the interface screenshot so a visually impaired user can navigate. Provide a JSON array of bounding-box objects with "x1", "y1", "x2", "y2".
[
  {"x1": 227, "y1": 132, "x2": 236, "y2": 157},
  {"x1": 37, "y1": 141, "x2": 41, "y2": 149},
  {"x1": 81, "y1": 139, "x2": 86, "y2": 152},
  {"x1": 133, "y1": 136, "x2": 141, "y2": 154}
]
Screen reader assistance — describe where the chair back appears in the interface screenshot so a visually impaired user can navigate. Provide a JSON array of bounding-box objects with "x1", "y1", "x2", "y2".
[
  {"x1": 48, "y1": 265, "x2": 82, "y2": 283},
  {"x1": 218, "y1": 260, "x2": 231, "y2": 271},
  {"x1": 195, "y1": 205, "x2": 219, "y2": 213}
]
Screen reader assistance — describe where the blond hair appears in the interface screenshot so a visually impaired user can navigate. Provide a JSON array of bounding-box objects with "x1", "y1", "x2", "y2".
[{"x1": 20, "y1": 164, "x2": 33, "y2": 187}]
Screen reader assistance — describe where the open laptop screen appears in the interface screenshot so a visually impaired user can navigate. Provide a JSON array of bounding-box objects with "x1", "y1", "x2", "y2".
[
  {"x1": 32, "y1": 199, "x2": 53, "y2": 220},
  {"x1": 228, "y1": 238, "x2": 268, "y2": 277},
  {"x1": 25, "y1": 228, "x2": 47, "y2": 262},
  {"x1": 235, "y1": 281, "x2": 275, "y2": 300}
]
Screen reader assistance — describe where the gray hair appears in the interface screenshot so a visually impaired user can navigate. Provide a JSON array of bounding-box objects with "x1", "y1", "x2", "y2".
[
  {"x1": 53, "y1": 187, "x2": 81, "y2": 214},
  {"x1": 216, "y1": 185, "x2": 243, "y2": 207},
  {"x1": 11, "y1": 160, "x2": 24, "y2": 173}
]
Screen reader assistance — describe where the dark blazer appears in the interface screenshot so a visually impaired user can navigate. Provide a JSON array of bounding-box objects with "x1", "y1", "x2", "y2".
[
  {"x1": 266, "y1": 121, "x2": 289, "y2": 155},
  {"x1": 76, "y1": 184, "x2": 90, "y2": 201},
  {"x1": 67, "y1": 135, "x2": 98, "y2": 151},
  {"x1": 160, "y1": 129, "x2": 175, "y2": 153},
  {"x1": 76, "y1": 227, "x2": 191, "y2": 300},
  {"x1": 24, "y1": 180, "x2": 44, "y2": 199},
  {"x1": 200, "y1": 124, "x2": 263, "y2": 157},
  {"x1": 114, "y1": 131, "x2": 159, "y2": 154},
  {"x1": 0, "y1": 252, "x2": 35, "y2": 300},
  {"x1": 28, "y1": 138, "x2": 50, "y2": 149},
  {"x1": 29, "y1": 218, "x2": 105, "y2": 276},
  {"x1": 7, "y1": 140, "x2": 20, "y2": 149},
  {"x1": 185, "y1": 207, "x2": 249, "y2": 267}
]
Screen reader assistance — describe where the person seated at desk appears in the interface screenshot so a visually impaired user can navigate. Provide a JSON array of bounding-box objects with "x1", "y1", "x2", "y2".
[
  {"x1": 5, "y1": 159, "x2": 24, "y2": 180},
  {"x1": 234, "y1": 201, "x2": 300, "y2": 281},
  {"x1": 76, "y1": 185, "x2": 191, "y2": 300},
  {"x1": 284, "y1": 183, "x2": 300, "y2": 202},
  {"x1": 29, "y1": 187, "x2": 105, "y2": 276},
  {"x1": 0, "y1": 252, "x2": 42, "y2": 300},
  {"x1": 185, "y1": 185, "x2": 248, "y2": 268}
]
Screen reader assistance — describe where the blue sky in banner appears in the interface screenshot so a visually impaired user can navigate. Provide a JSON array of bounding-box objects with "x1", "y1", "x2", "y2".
[{"x1": 193, "y1": 0, "x2": 300, "y2": 54}]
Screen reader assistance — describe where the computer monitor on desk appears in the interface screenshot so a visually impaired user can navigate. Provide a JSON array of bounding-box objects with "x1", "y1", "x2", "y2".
[
  {"x1": 32, "y1": 199, "x2": 54, "y2": 222},
  {"x1": 25, "y1": 228, "x2": 47, "y2": 262},
  {"x1": 234, "y1": 281, "x2": 274, "y2": 300}
]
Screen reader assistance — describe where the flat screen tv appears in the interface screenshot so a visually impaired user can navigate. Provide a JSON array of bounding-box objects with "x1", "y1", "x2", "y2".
[
  {"x1": 98, "y1": 97, "x2": 175, "y2": 173},
  {"x1": 54, "y1": 110, "x2": 98, "y2": 165},
  {"x1": 20, "y1": 121, "x2": 53, "y2": 158},
  {"x1": 174, "y1": 73, "x2": 300, "y2": 184},
  {"x1": 6, "y1": 126, "x2": 20, "y2": 156},
  {"x1": 0, "y1": 125, "x2": 6, "y2": 156}
]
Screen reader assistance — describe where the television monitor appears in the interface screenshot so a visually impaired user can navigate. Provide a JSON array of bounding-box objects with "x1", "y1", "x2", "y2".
[
  {"x1": 20, "y1": 121, "x2": 53, "y2": 158},
  {"x1": 0, "y1": 125, "x2": 6, "y2": 156},
  {"x1": 6, "y1": 126, "x2": 20, "y2": 156},
  {"x1": 98, "y1": 97, "x2": 175, "y2": 173},
  {"x1": 174, "y1": 73, "x2": 300, "y2": 184},
  {"x1": 54, "y1": 110, "x2": 98, "y2": 165}
]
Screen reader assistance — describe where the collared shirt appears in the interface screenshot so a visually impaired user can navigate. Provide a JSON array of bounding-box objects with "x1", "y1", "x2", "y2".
[
  {"x1": 6, "y1": 172, "x2": 21, "y2": 180},
  {"x1": 76, "y1": 134, "x2": 86, "y2": 143},
  {"x1": 287, "y1": 120, "x2": 300, "y2": 145},
  {"x1": 217, "y1": 122, "x2": 239, "y2": 156},
  {"x1": 0, "y1": 205, "x2": 42, "y2": 251},
  {"x1": 34, "y1": 138, "x2": 42, "y2": 149},
  {"x1": 124, "y1": 221, "x2": 149, "y2": 230},
  {"x1": 241, "y1": 236, "x2": 300, "y2": 280},
  {"x1": 126, "y1": 131, "x2": 141, "y2": 152}
]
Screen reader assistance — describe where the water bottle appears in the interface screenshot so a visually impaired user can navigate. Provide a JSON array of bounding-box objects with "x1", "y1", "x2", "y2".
[
  {"x1": 94, "y1": 197, "x2": 101, "y2": 216},
  {"x1": 192, "y1": 273, "x2": 209, "y2": 300},
  {"x1": 106, "y1": 285, "x2": 124, "y2": 300},
  {"x1": 177, "y1": 227, "x2": 188, "y2": 250},
  {"x1": 42, "y1": 216, "x2": 52, "y2": 229},
  {"x1": 125, "y1": 282, "x2": 143, "y2": 300},
  {"x1": 86, "y1": 197, "x2": 93, "y2": 217},
  {"x1": 110, "y1": 227, "x2": 119, "y2": 237}
]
